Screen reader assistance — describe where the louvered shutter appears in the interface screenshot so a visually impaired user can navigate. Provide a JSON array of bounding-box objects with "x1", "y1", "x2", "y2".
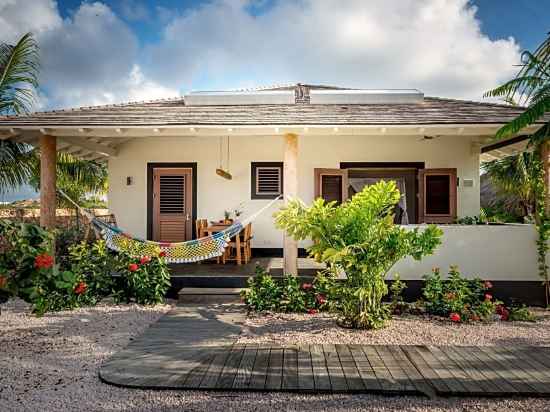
[
  {"x1": 418, "y1": 168, "x2": 457, "y2": 223},
  {"x1": 153, "y1": 168, "x2": 193, "y2": 242},
  {"x1": 251, "y1": 162, "x2": 283, "y2": 199},
  {"x1": 314, "y1": 168, "x2": 349, "y2": 204}
]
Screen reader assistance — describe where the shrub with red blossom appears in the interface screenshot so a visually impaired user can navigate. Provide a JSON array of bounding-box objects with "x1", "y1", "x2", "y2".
[
  {"x1": 128, "y1": 263, "x2": 139, "y2": 272},
  {"x1": 140, "y1": 256, "x2": 151, "y2": 265},
  {"x1": 74, "y1": 281, "x2": 87, "y2": 295},
  {"x1": 449, "y1": 312, "x2": 461, "y2": 322},
  {"x1": 34, "y1": 253, "x2": 54, "y2": 270}
]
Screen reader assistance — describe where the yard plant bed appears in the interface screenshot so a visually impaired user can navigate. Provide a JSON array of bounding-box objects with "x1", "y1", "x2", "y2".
[
  {"x1": 238, "y1": 310, "x2": 550, "y2": 347},
  {"x1": 3, "y1": 299, "x2": 550, "y2": 411}
]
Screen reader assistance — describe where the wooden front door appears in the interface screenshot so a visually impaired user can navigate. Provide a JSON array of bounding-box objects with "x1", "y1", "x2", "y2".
[{"x1": 153, "y1": 168, "x2": 193, "y2": 242}]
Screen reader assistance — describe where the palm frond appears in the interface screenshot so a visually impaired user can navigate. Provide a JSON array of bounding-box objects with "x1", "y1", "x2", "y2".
[
  {"x1": 0, "y1": 32, "x2": 40, "y2": 115},
  {"x1": 496, "y1": 97, "x2": 550, "y2": 138},
  {"x1": 0, "y1": 140, "x2": 35, "y2": 192}
]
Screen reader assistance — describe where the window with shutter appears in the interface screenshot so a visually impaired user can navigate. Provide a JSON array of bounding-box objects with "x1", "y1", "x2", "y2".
[
  {"x1": 314, "y1": 168, "x2": 349, "y2": 204},
  {"x1": 418, "y1": 168, "x2": 457, "y2": 223},
  {"x1": 251, "y1": 162, "x2": 283, "y2": 199}
]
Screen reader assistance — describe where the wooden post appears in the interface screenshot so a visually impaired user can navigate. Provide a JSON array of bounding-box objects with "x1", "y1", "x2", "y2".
[
  {"x1": 283, "y1": 133, "x2": 298, "y2": 275},
  {"x1": 40, "y1": 134, "x2": 57, "y2": 229},
  {"x1": 542, "y1": 141, "x2": 550, "y2": 215}
]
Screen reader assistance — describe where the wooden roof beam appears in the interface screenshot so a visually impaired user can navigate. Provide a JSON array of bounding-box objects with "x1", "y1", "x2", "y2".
[{"x1": 58, "y1": 136, "x2": 118, "y2": 157}]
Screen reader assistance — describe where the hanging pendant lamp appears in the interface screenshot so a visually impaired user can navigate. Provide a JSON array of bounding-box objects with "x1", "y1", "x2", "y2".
[{"x1": 216, "y1": 136, "x2": 232, "y2": 180}]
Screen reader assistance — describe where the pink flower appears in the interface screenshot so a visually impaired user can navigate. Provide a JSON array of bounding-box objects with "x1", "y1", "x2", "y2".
[
  {"x1": 74, "y1": 281, "x2": 87, "y2": 295},
  {"x1": 484, "y1": 294, "x2": 492, "y2": 301},
  {"x1": 34, "y1": 253, "x2": 54, "y2": 269},
  {"x1": 307, "y1": 308, "x2": 318, "y2": 315},
  {"x1": 301, "y1": 283, "x2": 313, "y2": 290},
  {"x1": 449, "y1": 312, "x2": 461, "y2": 323},
  {"x1": 128, "y1": 263, "x2": 139, "y2": 272},
  {"x1": 315, "y1": 294, "x2": 327, "y2": 305},
  {"x1": 140, "y1": 256, "x2": 151, "y2": 265},
  {"x1": 484, "y1": 281, "x2": 493, "y2": 289}
]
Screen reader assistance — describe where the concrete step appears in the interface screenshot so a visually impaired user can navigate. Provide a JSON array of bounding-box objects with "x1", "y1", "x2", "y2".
[{"x1": 178, "y1": 287, "x2": 245, "y2": 304}]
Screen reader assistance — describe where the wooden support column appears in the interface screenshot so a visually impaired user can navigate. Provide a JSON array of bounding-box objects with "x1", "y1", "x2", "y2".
[
  {"x1": 542, "y1": 141, "x2": 550, "y2": 215},
  {"x1": 40, "y1": 134, "x2": 57, "y2": 229},
  {"x1": 283, "y1": 133, "x2": 298, "y2": 275}
]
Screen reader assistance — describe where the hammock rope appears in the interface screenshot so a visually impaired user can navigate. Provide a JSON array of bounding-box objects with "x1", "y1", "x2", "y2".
[{"x1": 58, "y1": 190, "x2": 282, "y2": 263}]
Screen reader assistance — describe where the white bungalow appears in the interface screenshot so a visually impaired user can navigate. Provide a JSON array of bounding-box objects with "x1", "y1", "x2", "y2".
[{"x1": 0, "y1": 84, "x2": 547, "y2": 302}]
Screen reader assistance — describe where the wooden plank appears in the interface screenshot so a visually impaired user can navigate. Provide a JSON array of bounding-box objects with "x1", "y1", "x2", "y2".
[
  {"x1": 265, "y1": 348, "x2": 283, "y2": 390},
  {"x1": 248, "y1": 347, "x2": 271, "y2": 390},
  {"x1": 477, "y1": 346, "x2": 545, "y2": 394},
  {"x1": 427, "y1": 346, "x2": 481, "y2": 394},
  {"x1": 323, "y1": 344, "x2": 348, "y2": 391},
  {"x1": 414, "y1": 345, "x2": 469, "y2": 394},
  {"x1": 362, "y1": 345, "x2": 399, "y2": 392},
  {"x1": 310, "y1": 344, "x2": 331, "y2": 391},
  {"x1": 335, "y1": 345, "x2": 365, "y2": 391},
  {"x1": 387, "y1": 345, "x2": 433, "y2": 396},
  {"x1": 452, "y1": 346, "x2": 518, "y2": 394},
  {"x1": 182, "y1": 349, "x2": 217, "y2": 388},
  {"x1": 442, "y1": 346, "x2": 502, "y2": 395},
  {"x1": 400, "y1": 345, "x2": 451, "y2": 394},
  {"x1": 282, "y1": 346, "x2": 299, "y2": 390},
  {"x1": 233, "y1": 345, "x2": 258, "y2": 389},
  {"x1": 297, "y1": 345, "x2": 315, "y2": 392},
  {"x1": 498, "y1": 347, "x2": 550, "y2": 393},
  {"x1": 217, "y1": 345, "x2": 245, "y2": 389},
  {"x1": 348, "y1": 345, "x2": 382, "y2": 392},
  {"x1": 199, "y1": 347, "x2": 232, "y2": 389},
  {"x1": 375, "y1": 345, "x2": 413, "y2": 392}
]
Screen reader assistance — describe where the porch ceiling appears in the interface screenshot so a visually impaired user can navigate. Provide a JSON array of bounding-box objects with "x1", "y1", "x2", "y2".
[{"x1": 480, "y1": 135, "x2": 531, "y2": 163}]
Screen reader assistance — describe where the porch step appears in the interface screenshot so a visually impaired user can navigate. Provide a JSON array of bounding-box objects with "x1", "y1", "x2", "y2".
[{"x1": 178, "y1": 287, "x2": 245, "y2": 304}]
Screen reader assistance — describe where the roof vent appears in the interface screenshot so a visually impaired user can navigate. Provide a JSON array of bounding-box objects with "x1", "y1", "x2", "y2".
[
  {"x1": 184, "y1": 90, "x2": 295, "y2": 106},
  {"x1": 309, "y1": 89, "x2": 424, "y2": 104}
]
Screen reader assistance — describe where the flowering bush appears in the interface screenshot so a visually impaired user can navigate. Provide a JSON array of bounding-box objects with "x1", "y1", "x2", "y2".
[
  {"x1": 241, "y1": 266, "x2": 335, "y2": 313},
  {"x1": 113, "y1": 250, "x2": 170, "y2": 305},
  {"x1": 423, "y1": 266, "x2": 500, "y2": 322}
]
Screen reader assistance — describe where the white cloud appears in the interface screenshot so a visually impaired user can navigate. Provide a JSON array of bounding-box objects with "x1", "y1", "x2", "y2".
[
  {"x1": 144, "y1": 0, "x2": 521, "y2": 100},
  {"x1": 0, "y1": 0, "x2": 178, "y2": 109}
]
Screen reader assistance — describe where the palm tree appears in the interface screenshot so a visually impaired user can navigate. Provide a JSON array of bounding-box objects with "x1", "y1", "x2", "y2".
[
  {"x1": 482, "y1": 152, "x2": 538, "y2": 219},
  {"x1": 0, "y1": 32, "x2": 39, "y2": 193},
  {"x1": 484, "y1": 32, "x2": 550, "y2": 145}
]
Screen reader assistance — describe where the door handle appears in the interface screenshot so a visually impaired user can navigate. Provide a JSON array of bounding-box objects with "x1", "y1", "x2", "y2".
[{"x1": 186, "y1": 213, "x2": 190, "y2": 221}]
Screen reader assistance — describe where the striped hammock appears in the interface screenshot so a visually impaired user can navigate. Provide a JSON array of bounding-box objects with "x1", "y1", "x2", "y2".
[{"x1": 59, "y1": 190, "x2": 281, "y2": 263}]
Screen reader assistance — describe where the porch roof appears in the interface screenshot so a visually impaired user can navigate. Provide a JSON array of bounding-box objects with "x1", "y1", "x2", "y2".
[{"x1": 0, "y1": 96, "x2": 545, "y2": 128}]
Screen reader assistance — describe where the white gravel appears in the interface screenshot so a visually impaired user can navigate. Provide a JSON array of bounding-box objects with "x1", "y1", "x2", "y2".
[
  {"x1": 238, "y1": 309, "x2": 550, "y2": 347},
  {"x1": 2, "y1": 299, "x2": 550, "y2": 412}
]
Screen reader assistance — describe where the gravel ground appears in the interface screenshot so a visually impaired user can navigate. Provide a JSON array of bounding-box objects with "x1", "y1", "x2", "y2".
[
  {"x1": 2, "y1": 299, "x2": 550, "y2": 412},
  {"x1": 238, "y1": 309, "x2": 550, "y2": 347}
]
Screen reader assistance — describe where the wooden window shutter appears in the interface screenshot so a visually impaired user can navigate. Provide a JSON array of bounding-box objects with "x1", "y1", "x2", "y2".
[
  {"x1": 418, "y1": 168, "x2": 457, "y2": 223},
  {"x1": 314, "y1": 168, "x2": 349, "y2": 204},
  {"x1": 251, "y1": 162, "x2": 283, "y2": 199}
]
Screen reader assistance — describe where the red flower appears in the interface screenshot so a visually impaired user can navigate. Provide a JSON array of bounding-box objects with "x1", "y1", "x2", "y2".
[
  {"x1": 315, "y1": 294, "x2": 327, "y2": 305},
  {"x1": 307, "y1": 308, "x2": 318, "y2": 315},
  {"x1": 34, "y1": 253, "x2": 54, "y2": 270},
  {"x1": 159, "y1": 251, "x2": 166, "y2": 258},
  {"x1": 496, "y1": 305, "x2": 509, "y2": 321},
  {"x1": 128, "y1": 263, "x2": 139, "y2": 272},
  {"x1": 140, "y1": 256, "x2": 151, "y2": 265},
  {"x1": 449, "y1": 312, "x2": 461, "y2": 323},
  {"x1": 74, "y1": 281, "x2": 87, "y2": 295},
  {"x1": 484, "y1": 294, "x2": 492, "y2": 301},
  {"x1": 301, "y1": 283, "x2": 313, "y2": 290},
  {"x1": 484, "y1": 281, "x2": 493, "y2": 289}
]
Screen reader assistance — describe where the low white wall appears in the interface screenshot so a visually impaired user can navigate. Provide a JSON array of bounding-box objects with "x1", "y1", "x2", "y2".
[{"x1": 393, "y1": 224, "x2": 541, "y2": 281}]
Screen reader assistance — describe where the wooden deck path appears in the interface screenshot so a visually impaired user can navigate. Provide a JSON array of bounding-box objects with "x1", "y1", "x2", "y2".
[{"x1": 99, "y1": 306, "x2": 550, "y2": 398}]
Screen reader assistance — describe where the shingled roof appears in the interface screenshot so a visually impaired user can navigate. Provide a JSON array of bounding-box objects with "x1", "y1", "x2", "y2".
[{"x1": 0, "y1": 84, "x2": 546, "y2": 127}]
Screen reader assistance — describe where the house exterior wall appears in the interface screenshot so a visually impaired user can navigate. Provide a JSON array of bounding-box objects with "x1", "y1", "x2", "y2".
[
  {"x1": 108, "y1": 133, "x2": 480, "y2": 248},
  {"x1": 107, "y1": 133, "x2": 545, "y2": 280}
]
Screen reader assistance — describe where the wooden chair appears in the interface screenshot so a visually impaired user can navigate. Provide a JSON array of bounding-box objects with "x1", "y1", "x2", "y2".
[
  {"x1": 226, "y1": 223, "x2": 252, "y2": 265},
  {"x1": 195, "y1": 218, "x2": 208, "y2": 239}
]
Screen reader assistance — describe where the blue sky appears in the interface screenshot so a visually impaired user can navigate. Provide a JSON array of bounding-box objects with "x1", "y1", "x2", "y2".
[{"x1": 1, "y1": 0, "x2": 549, "y2": 110}]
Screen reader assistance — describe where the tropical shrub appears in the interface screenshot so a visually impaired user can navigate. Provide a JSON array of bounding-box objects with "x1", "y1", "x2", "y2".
[
  {"x1": 113, "y1": 251, "x2": 171, "y2": 305},
  {"x1": 242, "y1": 266, "x2": 282, "y2": 311},
  {"x1": 508, "y1": 305, "x2": 536, "y2": 322},
  {"x1": 241, "y1": 266, "x2": 335, "y2": 313},
  {"x1": 389, "y1": 274, "x2": 408, "y2": 315},
  {"x1": 422, "y1": 266, "x2": 499, "y2": 322},
  {"x1": 275, "y1": 180, "x2": 442, "y2": 329}
]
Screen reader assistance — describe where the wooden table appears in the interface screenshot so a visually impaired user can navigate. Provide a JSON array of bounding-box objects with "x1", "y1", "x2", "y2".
[{"x1": 205, "y1": 222, "x2": 242, "y2": 265}]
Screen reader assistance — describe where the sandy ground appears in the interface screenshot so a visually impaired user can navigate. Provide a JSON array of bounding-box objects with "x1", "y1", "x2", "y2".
[{"x1": 2, "y1": 299, "x2": 550, "y2": 412}]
